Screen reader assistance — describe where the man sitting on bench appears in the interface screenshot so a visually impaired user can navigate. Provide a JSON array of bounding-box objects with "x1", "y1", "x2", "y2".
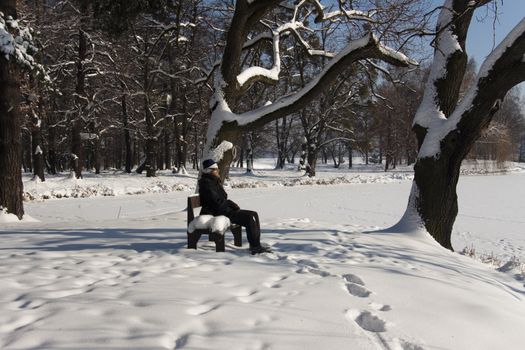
[{"x1": 198, "y1": 159, "x2": 271, "y2": 255}]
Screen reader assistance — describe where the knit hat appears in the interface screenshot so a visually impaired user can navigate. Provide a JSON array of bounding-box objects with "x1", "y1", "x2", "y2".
[{"x1": 202, "y1": 159, "x2": 218, "y2": 173}]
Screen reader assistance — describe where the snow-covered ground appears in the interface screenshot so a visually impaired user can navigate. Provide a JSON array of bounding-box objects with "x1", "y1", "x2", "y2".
[{"x1": 1, "y1": 161, "x2": 524, "y2": 349}]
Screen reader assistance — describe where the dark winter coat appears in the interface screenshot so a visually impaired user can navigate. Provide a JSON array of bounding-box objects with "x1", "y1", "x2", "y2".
[{"x1": 198, "y1": 173, "x2": 240, "y2": 218}]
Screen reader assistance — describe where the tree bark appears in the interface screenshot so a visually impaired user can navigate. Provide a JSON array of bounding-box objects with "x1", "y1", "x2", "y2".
[{"x1": 0, "y1": 0, "x2": 24, "y2": 218}]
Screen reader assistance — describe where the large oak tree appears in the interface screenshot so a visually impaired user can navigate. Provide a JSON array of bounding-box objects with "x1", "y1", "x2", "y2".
[{"x1": 394, "y1": 0, "x2": 525, "y2": 250}]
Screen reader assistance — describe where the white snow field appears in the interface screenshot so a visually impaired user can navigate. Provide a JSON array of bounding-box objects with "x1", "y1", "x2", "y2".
[{"x1": 1, "y1": 163, "x2": 524, "y2": 350}]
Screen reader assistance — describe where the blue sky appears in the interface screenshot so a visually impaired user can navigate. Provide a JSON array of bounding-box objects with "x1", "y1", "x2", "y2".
[{"x1": 466, "y1": 0, "x2": 525, "y2": 64}]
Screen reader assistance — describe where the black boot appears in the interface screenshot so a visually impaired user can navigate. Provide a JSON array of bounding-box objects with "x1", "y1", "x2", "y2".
[{"x1": 250, "y1": 244, "x2": 272, "y2": 255}]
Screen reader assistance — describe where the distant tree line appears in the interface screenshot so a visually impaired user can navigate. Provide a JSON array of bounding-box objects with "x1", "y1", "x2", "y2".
[{"x1": 5, "y1": 0, "x2": 523, "y2": 187}]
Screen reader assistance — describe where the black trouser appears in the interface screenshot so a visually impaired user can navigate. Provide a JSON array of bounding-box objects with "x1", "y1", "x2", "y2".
[{"x1": 229, "y1": 210, "x2": 261, "y2": 248}]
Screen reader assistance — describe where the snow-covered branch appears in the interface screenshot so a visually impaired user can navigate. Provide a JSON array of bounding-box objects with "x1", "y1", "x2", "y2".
[
  {"x1": 208, "y1": 32, "x2": 415, "y2": 146},
  {"x1": 417, "y1": 16, "x2": 525, "y2": 159},
  {"x1": 235, "y1": 0, "x2": 376, "y2": 92}
]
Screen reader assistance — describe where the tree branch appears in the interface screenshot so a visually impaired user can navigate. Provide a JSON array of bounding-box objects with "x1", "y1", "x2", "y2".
[{"x1": 223, "y1": 33, "x2": 415, "y2": 131}]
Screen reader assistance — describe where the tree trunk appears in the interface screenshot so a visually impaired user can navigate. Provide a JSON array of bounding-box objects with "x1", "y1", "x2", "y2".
[
  {"x1": 144, "y1": 116, "x2": 157, "y2": 177},
  {"x1": 122, "y1": 94, "x2": 132, "y2": 173},
  {"x1": 143, "y1": 39, "x2": 156, "y2": 177},
  {"x1": 94, "y1": 137, "x2": 101, "y2": 174},
  {"x1": 31, "y1": 113, "x2": 45, "y2": 181},
  {"x1": 47, "y1": 122, "x2": 57, "y2": 175},
  {"x1": 22, "y1": 131, "x2": 32, "y2": 173},
  {"x1": 246, "y1": 133, "x2": 253, "y2": 174},
  {"x1": 164, "y1": 127, "x2": 171, "y2": 170},
  {"x1": 71, "y1": 119, "x2": 83, "y2": 178},
  {"x1": 157, "y1": 142, "x2": 164, "y2": 170},
  {"x1": 348, "y1": 144, "x2": 353, "y2": 168},
  {"x1": 72, "y1": 23, "x2": 87, "y2": 179},
  {"x1": 298, "y1": 137, "x2": 307, "y2": 171},
  {"x1": 179, "y1": 96, "x2": 189, "y2": 174},
  {"x1": 0, "y1": 0, "x2": 24, "y2": 218},
  {"x1": 519, "y1": 137, "x2": 525, "y2": 162},
  {"x1": 306, "y1": 139, "x2": 318, "y2": 177}
]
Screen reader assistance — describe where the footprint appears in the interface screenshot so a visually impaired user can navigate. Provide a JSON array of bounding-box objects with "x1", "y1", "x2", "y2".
[
  {"x1": 307, "y1": 267, "x2": 331, "y2": 277},
  {"x1": 345, "y1": 283, "x2": 371, "y2": 298},
  {"x1": 342, "y1": 273, "x2": 364, "y2": 285},
  {"x1": 133, "y1": 300, "x2": 154, "y2": 307},
  {"x1": 348, "y1": 310, "x2": 386, "y2": 333},
  {"x1": 173, "y1": 333, "x2": 190, "y2": 349},
  {"x1": 296, "y1": 259, "x2": 319, "y2": 268},
  {"x1": 185, "y1": 303, "x2": 219, "y2": 316}
]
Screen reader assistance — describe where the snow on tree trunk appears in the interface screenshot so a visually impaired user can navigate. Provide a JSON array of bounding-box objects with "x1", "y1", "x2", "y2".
[{"x1": 298, "y1": 137, "x2": 307, "y2": 171}]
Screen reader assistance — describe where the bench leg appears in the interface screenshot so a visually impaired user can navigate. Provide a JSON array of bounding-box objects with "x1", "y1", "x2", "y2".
[
  {"x1": 211, "y1": 233, "x2": 225, "y2": 252},
  {"x1": 187, "y1": 231, "x2": 201, "y2": 249},
  {"x1": 231, "y1": 225, "x2": 242, "y2": 247}
]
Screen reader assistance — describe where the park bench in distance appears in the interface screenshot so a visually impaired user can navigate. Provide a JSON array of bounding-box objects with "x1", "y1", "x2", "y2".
[{"x1": 187, "y1": 194, "x2": 242, "y2": 252}]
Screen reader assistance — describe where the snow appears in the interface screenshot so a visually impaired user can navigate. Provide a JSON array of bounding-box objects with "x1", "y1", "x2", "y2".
[
  {"x1": 0, "y1": 13, "x2": 16, "y2": 58},
  {"x1": 206, "y1": 140, "x2": 234, "y2": 163},
  {"x1": 188, "y1": 215, "x2": 231, "y2": 234},
  {"x1": 0, "y1": 207, "x2": 38, "y2": 223},
  {"x1": 236, "y1": 25, "x2": 283, "y2": 88},
  {"x1": 0, "y1": 207, "x2": 21, "y2": 223},
  {"x1": 0, "y1": 12, "x2": 36, "y2": 68},
  {"x1": 1, "y1": 161, "x2": 525, "y2": 349},
  {"x1": 412, "y1": 0, "x2": 456, "y2": 130}
]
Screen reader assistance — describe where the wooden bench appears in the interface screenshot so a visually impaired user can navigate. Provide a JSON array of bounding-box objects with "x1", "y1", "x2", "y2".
[{"x1": 187, "y1": 194, "x2": 242, "y2": 252}]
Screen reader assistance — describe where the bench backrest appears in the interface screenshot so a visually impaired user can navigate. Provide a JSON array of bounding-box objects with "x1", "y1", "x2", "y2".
[{"x1": 187, "y1": 194, "x2": 201, "y2": 224}]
